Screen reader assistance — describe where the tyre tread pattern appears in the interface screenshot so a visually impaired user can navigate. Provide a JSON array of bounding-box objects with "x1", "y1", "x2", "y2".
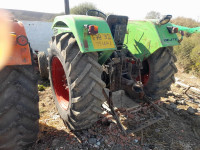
[
  {"x1": 0, "y1": 61, "x2": 39, "y2": 150},
  {"x1": 144, "y1": 47, "x2": 177, "y2": 100},
  {"x1": 49, "y1": 33, "x2": 105, "y2": 131}
]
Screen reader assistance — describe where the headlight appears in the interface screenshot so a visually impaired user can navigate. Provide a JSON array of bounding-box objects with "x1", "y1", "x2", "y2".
[{"x1": 158, "y1": 15, "x2": 172, "y2": 25}]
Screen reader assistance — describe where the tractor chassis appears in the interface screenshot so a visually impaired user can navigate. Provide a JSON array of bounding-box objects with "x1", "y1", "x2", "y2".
[{"x1": 101, "y1": 53, "x2": 168, "y2": 134}]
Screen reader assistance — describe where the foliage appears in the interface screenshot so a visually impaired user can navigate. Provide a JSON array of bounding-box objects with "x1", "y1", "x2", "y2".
[
  {"x1": 145, "y1": 11, "x2": 161, "y2": 19},
  {"x1": 38, "y1": 84, "x2": 46, "y2": 91},
  {"x1": 171, "y1": 17, "x2": 200, "y2": 28},
  {"x1": 190, "y1": 44, "x2": 200, "y2": 75},
  {"x1": 70, "y1": 2, "x2": 110, "y2": 19},
  {"x1": 70, "y1": 2, "x2": 97, "y2": 15},
  {"x1": 172, "y1": 17, "x2": 200, "y2": 75},
  {"x1": 173, "y1": 38, "x2": 195, "y2": 73}
]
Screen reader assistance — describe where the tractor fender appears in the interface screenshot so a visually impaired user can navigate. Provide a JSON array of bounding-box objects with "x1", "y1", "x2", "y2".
[
  {"x1": 52, "y1": 15, "x2": 116, "y2": 53},
  {"x1": 124, "y1": 20, "x2": 179, "y2": 61}
]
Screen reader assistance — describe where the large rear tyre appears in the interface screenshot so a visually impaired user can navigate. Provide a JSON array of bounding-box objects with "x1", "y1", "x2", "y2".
[
  {"x1": 141, "y1": 47, "x2": 178, "y2": 100},
  {"x1": 49, "y1": 33, "x2": 106, "y2": 131},
  {"x1": 0, "y1": 56, "x2": 39, "y2": 149}
]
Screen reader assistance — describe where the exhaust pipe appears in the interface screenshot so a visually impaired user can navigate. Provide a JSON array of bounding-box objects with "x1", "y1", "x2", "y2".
[{"x1": 64, "y1": 0, "x2": 70, "y2": 14}]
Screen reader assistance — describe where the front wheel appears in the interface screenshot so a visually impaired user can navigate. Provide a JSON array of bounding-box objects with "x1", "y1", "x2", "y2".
[{"x1": 48, "y1": 33, "x2": 106, "y2": 131}]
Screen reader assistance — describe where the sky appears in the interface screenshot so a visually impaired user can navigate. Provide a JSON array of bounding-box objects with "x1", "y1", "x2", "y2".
[{"x1": 1, "y1": 0, "x2": 200, "y2": 21}]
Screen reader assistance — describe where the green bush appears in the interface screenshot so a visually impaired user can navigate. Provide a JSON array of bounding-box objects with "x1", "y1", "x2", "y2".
[
  {"x1": 38, "y1": 84, "x2": 46, "y2": 91},
  {"x1": 70, "y1": 2, "x2": 109, "y2": 18},
  {"x1": 145, "y1": 11, "x2": 161, "y2": 19}
]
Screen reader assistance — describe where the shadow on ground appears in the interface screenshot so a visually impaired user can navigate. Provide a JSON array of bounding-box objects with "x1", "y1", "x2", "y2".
[{"x1": 29, "y1": 123, "x2": 70, "y2": 150}]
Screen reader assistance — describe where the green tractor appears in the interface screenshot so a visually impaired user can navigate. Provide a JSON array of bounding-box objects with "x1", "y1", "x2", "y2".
[{"x1": 48, "y1": 0, "x2": 180, "y2": 131}]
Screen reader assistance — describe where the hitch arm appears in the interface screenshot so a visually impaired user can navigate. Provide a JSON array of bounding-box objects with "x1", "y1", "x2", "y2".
[{"x1": 102, "y1": 89, "x2": 127, "y2": 135}]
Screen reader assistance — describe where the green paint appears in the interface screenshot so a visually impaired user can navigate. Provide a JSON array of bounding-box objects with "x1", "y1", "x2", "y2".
[
  {"x1": 124, "y1": 20, "x2": 179, "y2": 60},
  {"x1": 172, "y1": 24, "x2": 200, "y2": 34},
  {"x1": 52, "y1": 15, "x2": 116, "y2": 53},
  {"x1": 52, "y1": 15, "x2": 184, "y2": 64},
  {"x1": 98, "y1": 50, "x2": 114, "y2": 65}
]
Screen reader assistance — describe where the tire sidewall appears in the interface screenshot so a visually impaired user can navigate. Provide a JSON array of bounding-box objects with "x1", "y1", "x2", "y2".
[
  {"x1": 144, "y1": 48, "x2": 166, "y2": 91},
  {"x1": 48, "y1": 44, "x2": 72, "y2": 120}
]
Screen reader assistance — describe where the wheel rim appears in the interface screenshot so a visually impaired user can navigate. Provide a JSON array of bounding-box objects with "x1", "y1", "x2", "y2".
[
  {"x1": 141, "y1": 60, "x2": 150, "y2": 85},
  {"x1": 51, "y1": 57, "x2": 69, "y2": 110},
  {"x1": 141, "y1": 73, "x2": 149, "y2": 85},
  {"x1": 136, "y1": 60, "x2": 150, "y2": 85}
]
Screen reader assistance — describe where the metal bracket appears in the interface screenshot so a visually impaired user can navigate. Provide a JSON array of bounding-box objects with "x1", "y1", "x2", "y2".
[
  {"x1": 102, "y1": 88, "x2": 127, "y2": 135},
  {"x1": 101, "y1": 51, "x2": 168, "y2": 135}
]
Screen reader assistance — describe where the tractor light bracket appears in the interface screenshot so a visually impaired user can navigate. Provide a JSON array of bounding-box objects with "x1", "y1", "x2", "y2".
[
  {"x1": 167, "y1": 26, "x2": 179, "y2": 34},
  {"x1": 84, "y1": 24, "x2": 98, "y2": 35}
]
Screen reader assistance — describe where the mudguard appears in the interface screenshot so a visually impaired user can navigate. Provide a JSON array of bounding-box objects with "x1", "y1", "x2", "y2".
[
  {"x1": 124, "y1": 20, "x2": 180, "y2": 61},
  {"x1": 52, "y1": 15, "x2": 116, "y2": 53}
]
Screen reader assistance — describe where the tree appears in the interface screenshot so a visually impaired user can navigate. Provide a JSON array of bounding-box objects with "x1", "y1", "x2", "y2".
[
  {"x1": 145, "y1": 11, "x2": 161, "y2": 19},
  {"x1": 70, "y1": 2, "x2": 97, "y2": 15}
]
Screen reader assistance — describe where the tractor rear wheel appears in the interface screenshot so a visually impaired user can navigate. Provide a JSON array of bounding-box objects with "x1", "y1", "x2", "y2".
[
  {"x1": 48, "y1": 33, "x2": 106, "y2": 131},
  {"x1": 140, "y1": 47, "x2": 177, "y2": 100},
  {"x1": 0, "y1": 55, "x2": 39, "y2": 149}
]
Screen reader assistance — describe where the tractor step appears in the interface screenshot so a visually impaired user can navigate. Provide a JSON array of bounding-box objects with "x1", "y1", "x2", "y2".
[{"x1": 102, "y1": 89, "x2": 167, "y2": 134}]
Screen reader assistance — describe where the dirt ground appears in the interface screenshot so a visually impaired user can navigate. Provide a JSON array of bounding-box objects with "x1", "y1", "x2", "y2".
[{"x1": 30, "y1": 70, "x2": 200, "y2": 150}]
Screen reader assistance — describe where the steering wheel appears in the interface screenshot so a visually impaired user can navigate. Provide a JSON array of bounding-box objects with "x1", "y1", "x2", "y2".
[{"x1": 86, "y1": 10, "x2": 107, "y2": 19}]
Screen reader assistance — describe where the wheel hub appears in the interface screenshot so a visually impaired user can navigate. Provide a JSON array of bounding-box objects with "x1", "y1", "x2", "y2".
[{"x1": 51, "y1": 57, "x2": 69, "y2": 110}]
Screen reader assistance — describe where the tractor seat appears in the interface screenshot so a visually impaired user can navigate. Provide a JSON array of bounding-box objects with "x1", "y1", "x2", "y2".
[{"x1": 106, "y1": 15, "x2": 128, "y2": 49}]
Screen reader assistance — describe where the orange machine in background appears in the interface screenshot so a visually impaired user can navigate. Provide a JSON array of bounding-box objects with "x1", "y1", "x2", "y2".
[
  {"x1": 0, "y1": 12, "x2": 39, "y2": 150},
  {"x1": 6, "y1": 20, "x2": 32, "y2": 66}
]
